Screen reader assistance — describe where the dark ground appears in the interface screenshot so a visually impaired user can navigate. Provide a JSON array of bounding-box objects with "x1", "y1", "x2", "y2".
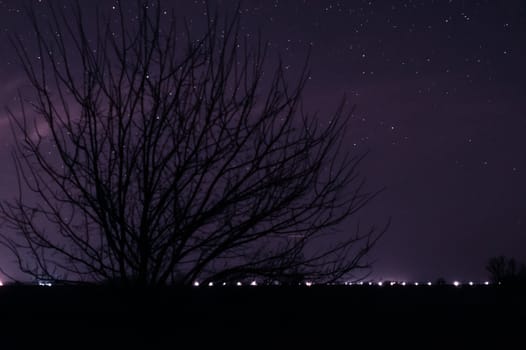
[{"x1": 0, "y1": 284, "x2": 524, "y2": 347}]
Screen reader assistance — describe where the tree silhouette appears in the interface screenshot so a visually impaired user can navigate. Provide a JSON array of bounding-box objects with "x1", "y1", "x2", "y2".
[
  {"x1": 486, "y1": 256, "x2": 526, "y2": 285},
  {"x1": 0, "y1": 2, "x2": 386, "y2": 286}
]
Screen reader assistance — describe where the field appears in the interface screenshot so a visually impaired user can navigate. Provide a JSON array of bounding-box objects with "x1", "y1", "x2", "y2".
[{"x1": 0, "y1": 284, "x2": 524, "y2": 347}]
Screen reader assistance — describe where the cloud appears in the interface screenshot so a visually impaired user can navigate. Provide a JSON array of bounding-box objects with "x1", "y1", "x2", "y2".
[
  {"x1": 0, "y1": 74, "x2": 26, "y2": 135},
  {"x1": 0, "y1": 114, "x2": 12, "y2": 139}
]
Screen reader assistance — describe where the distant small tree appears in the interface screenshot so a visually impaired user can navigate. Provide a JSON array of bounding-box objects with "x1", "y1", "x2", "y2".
[
  {"x1": 434, "y1": 277, "x2": 446, "y2": 286},
  {"x1": 486, "y1": 256, "x2": 526, "y2": 285}
]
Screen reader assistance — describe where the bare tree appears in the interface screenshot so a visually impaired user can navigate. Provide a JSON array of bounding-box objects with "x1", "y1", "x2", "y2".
[
  {"x1": 486, "y1": 256, "x2": 526, "y2": 285},
  {"x1": 0, "y1": 2, "x2": 386, "y2": 286}
]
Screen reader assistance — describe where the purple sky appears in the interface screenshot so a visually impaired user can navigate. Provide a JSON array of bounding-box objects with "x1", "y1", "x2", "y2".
[{"x1": 1, "y1": 0, "x2": 526, "y2": 283}]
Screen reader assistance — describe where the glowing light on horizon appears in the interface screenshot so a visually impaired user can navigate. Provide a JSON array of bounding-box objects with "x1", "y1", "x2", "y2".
[
  {"x1": 305, "y1": 281, "x2": 313, "y2": 287},
  {"x1": 208, "y1": 282, "x2": 214, "y2": 287},
  {"x1": 250, "y1": 281, "x2": 257, "y2": 286},
  {"x1": 468, "y1": 281, "x2": 474, "y2": 286},
  {"x1": 377, "y1": 282, "x2": 383, "y2": 286},
  {"x1": 193, "y1": 281, "x2": 200, "y2": 287},
  {"x1": 236, "y1": 281, "x2": 242, "y2": 286},
  {"x1": 484, "y1": 281, "x2": 490, "y2": 285},
  {"x1": 427, "y1": 282, "x2": 432, "y2": 286},
  {"x1": 453, "y1": 281, "x2": 460, "y2": 287}
]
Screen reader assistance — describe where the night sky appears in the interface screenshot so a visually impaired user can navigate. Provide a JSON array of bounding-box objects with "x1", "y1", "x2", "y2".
[{"x1": 0, "y1": 0, "x2": 525, "y2": 283}]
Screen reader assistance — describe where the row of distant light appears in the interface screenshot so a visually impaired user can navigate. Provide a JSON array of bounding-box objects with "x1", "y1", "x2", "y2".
[
  {"x1": 0, "y1": 280, "x2": 493, "y2": 288},
  {"x1": 0, "y1": 281, "x2": 51, "y2": 287},
  {"x1": 194, "y1": 281, "x2": 260, "y2": 287},
  {"x1": 343, "y1": 281, "x2": 491, "y2": 287},
  {"x1": 192, "y1": 280, "x2": 493, "y2": 287}
]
